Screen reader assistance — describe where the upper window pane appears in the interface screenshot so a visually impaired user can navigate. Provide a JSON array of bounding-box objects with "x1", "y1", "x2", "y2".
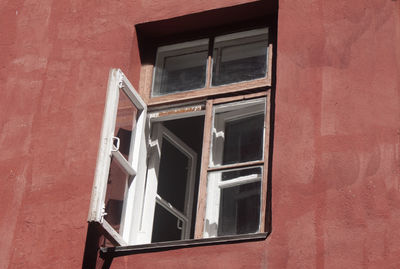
[
  {"x1": 211, "y1": 28, "x2": 268, "y2": 86},
  {"x1": 152, "y1": 39, "x2": 209, "y2": 97},
  {"x1": 210, "y1": 98, "x2": 266, "y2": 166}
]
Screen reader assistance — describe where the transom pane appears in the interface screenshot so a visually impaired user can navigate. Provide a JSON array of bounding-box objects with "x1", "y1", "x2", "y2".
[{"x1": 152, "y1": 39, "x2": 209, "y2": 97}]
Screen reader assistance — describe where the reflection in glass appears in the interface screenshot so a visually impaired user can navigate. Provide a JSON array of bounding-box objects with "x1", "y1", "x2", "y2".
[
  {"x1": 153, "y1": 50, "x2": 208, "y2": 96},
  {"x1": 212, "y1": 31, "x2": 268, "y2": 86},
  {"x1": 104, "y1": 157, "x2": 128, "y2": 233},
  {"x1": 114, "y1": 89, "x2": 136, "y2": 159}
]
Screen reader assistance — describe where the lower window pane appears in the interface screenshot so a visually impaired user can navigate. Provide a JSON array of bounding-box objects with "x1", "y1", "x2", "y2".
[
  {"x1": 104, "y1": 157, "x2": 128, "y2": 234},
  {"x1": 204, "y1": 166, "x2": 262, "y2": 238},
  {"x1": 152, "y1": 203, "x2": 182, "y2": 243},
  {"x1": 218, "y1": 181, "x2": 261, "y2": 236}
]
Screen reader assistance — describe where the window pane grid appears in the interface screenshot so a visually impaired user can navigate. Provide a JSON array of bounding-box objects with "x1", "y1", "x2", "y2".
[{"x1": 151, "y1": 28, "x2": 269, "y2": 98}]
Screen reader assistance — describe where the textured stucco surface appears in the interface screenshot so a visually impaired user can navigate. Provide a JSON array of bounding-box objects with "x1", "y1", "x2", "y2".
[{"x1": 0, "y1": 0, "x2": 399, "y2": 268}]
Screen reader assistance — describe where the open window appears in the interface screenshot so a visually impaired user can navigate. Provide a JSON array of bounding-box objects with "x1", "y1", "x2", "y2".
[
  {"x1": 87, "y1": 69, "x2": 147, "y2": 246},
  {"x1": 89, "y1": 27, "x2": 272, "y2": 247}
]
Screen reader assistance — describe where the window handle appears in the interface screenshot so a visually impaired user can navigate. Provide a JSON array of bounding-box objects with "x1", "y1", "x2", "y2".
[
  {"x1": 177, "y1": 219, "x2": 183, "y2": 230},
  {"x1": 112, "y1": 137, "x2": 120, "y2": 151}
]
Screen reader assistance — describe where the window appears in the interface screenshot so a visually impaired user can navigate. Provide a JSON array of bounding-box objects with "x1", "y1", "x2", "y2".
[{"x1": 88, "y1": 27, "x2": 272, "y2": 247}]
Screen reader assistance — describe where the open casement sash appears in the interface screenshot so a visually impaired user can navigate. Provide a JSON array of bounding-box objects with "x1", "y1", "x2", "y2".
[{"x1": 88, "y1": 69, "x2": 147, "y2": 246}]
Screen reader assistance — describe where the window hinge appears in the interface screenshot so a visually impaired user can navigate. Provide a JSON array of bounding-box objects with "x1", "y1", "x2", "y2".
[
  {"x1": 177, "y1": 219, "x2": 183, "y2": 230},
  {"x1": 112, "y1": 136, "x2": 120, "y2": 151},
  {"x1": 117, "y1": 70, "x2": 124, "y2": 89}
]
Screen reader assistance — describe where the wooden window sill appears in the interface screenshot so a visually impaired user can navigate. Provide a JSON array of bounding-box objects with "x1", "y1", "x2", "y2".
[{"x1": 100, "y1": 232, "x2": 269, "y2": 259}]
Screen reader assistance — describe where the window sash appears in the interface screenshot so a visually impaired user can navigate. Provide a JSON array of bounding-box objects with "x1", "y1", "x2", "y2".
[
  {"x1": 143, "y1": 27, "x2": 272, "y2": 107},
  {"x1": 194, "y1": 92, "x2": 270, "y2": 239}
]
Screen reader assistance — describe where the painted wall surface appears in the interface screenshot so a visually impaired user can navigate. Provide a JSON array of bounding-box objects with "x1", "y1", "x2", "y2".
[{"x1": 0, "y1": 0, "x2": 399, "y2": 268}]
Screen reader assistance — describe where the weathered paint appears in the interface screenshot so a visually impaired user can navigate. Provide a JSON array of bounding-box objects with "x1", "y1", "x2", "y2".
[{"x1": 0, "y1": 0, "x2": 399, "y2": 269}]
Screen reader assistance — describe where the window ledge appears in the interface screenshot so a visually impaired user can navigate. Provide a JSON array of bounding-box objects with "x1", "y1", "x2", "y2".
[{"x1": 100, "y1": 232, "x2": 269, "y2": 259}]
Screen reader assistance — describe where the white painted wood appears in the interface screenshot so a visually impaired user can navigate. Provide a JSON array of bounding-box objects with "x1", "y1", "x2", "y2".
[
  {"x1": 111, "y1": 150, "x2": 136, "y2": 176},
  {"x1": 218, "y1": 173, "x2": 261, "y2": 189},
  {"x1": 203, "y1": 171, "x2": 221, "y2": 238}
]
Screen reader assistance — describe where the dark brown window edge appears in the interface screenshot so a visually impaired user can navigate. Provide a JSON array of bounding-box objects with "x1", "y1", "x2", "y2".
[{"x1": 100, "y1": 232, "x2": 269, "y2": 259}]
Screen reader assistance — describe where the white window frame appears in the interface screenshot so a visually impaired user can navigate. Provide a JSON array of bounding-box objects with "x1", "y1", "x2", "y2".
[{"x1": 88, "y1": 69, "x2": 147, "y2": 246}]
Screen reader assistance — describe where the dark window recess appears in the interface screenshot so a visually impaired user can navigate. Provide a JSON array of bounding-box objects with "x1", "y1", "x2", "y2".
[
  {"x1": 157, "y1": 138, "x2": 189, "y2": 212},
  {"x1": 222, "y1": 113, "x2": 264, "y2": 165}
]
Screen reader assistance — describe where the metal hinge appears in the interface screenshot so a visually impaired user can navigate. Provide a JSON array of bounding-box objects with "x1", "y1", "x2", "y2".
[
  {"x1": 117, "y1": 69, "x2": 124, "y2": 88},
  {"x1": 100, "y1": 204, "x2": 108, "y2": 222}
]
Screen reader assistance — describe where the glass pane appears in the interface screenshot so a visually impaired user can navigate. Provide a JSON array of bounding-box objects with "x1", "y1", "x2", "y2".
[
  {"x1": 212, "y1": 33, "x2": 268, "y2": 86},
  {"x1": 223, "y1": 114, "x2": 264, "y2": 164},
  {"x1": 221, "y1": 167, "x2": 261, "y2": 181},
  {"x1": 114, "y1": 88, "x2": 136, "y2": 159},
  {"x1": 152, "y1": 40, "x2": 209, "y2": 96},
  {"x1": 157, "y1": 137, "x2": 189, "y2": 212},
  {"x1": 211, "y1": 99, "x2": 265, "y2": 166},
  {"x1": 218, "y1": 181, "x2": 261, "y2": 236},
  {"x1": 204, "y1": 166, "x2": 262, "y2": 238},
  {"x1": 152, "y1": 203, "x2": 182, "y2": 243},
  {"x1": 104, "y1": 157, "x2": 128, "y2": 234}
]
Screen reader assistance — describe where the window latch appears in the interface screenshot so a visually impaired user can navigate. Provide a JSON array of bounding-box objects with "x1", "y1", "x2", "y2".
[
  {"x1": 112, "y1": 137, "x2": 120, "y2": 151},
  {"x1": 177, "y1": 219, "x2": 183, "y2": 230}
]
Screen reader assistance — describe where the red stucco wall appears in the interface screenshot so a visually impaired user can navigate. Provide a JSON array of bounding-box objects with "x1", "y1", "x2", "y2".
[{"x1": 0, "y1": 0, "x2": 399, "y2": 268}]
